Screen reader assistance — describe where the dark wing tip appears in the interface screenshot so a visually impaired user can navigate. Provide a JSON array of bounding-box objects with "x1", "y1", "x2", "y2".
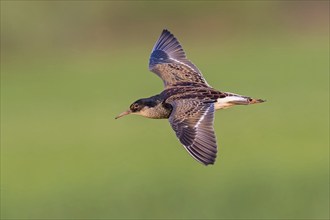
[
  {"x1": 189, "y1": 147, "x2": 216, "y2": 166},
  {"x1": 153, "y1": 29, "x2": 182, "y2": 52},
  {"x1": 187, "y1": 139, "x2": 217, "y2": 166},
  {"x1": 149, "y1": 29, "x2": 186, "y2": 69}
]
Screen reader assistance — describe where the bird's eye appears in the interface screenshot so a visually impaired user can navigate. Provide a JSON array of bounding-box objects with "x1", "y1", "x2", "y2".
[{"x1": 133, "y1": 103, "x2": 139, "y2": 109}]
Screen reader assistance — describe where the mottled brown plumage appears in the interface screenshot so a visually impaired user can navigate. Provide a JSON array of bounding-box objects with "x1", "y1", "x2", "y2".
[{"x1": 116, "y1": 29, "x2": 265, "y2": 165}]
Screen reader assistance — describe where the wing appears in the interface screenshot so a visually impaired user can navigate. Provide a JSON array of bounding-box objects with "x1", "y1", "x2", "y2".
[
  {"x1": 168, "y1": 99, "x2": 218, "y2": 165},
  {"x1": 149, "y1": 29, "x2": 210, "y2": 88}
]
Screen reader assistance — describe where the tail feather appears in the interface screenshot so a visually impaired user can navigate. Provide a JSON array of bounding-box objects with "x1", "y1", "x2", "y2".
[
  {"x1": 215, "y1": 95, "x2": 265, "y2": 110},
  {"x1": 225, "y1": 96, "x2": 266, "y2": 105},
  {"x1": 248, "y1": 98, "x2": 266, "y2": 104}
]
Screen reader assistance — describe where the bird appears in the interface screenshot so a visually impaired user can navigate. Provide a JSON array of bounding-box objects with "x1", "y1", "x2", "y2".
[{"x1": 115, "y1": 29, "x2": 265, "y2": 166}]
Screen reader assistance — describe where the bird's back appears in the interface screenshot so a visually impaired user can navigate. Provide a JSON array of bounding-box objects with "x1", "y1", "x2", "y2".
[
  {"x1": 161, "y1": 83, "x2": 227, "y2": 105},
  {"x1": 161, "y1": 84, "x2": 263, "y2": 110}
]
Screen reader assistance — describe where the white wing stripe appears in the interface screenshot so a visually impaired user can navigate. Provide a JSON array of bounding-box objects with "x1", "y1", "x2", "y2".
[{"x1": 194, "y1": 106, "x2": 209, "y2": 129}]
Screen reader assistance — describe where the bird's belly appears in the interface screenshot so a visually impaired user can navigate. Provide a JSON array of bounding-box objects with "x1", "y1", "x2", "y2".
[{"x1": 215, "y1": 96, "x2": 248, "y2": 110}]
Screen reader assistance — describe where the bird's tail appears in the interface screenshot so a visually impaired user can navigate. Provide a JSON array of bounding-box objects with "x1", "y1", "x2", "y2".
[
  {"x1": 247, "y1": 98, "x2": 266, "y2": 104},
  {"x1": 215, "y1": 94, "x2": 266, "y2": 110},
  {"x1": 225, "y1": 95, "x2": 266, "y2": 106}
]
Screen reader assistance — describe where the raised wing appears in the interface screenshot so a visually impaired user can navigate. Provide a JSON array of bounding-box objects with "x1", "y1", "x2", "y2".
[
  {"x1": 149, "y1": 29, "x2": 210, "y2": 88},
  {"x1": 168, "y1": 99, "x2": 217, "y2": 165}
]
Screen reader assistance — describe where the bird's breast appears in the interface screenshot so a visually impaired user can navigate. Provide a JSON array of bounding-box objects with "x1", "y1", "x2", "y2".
[{"x1": 140, "y1": 102, "x2": 172, "y2": 119}]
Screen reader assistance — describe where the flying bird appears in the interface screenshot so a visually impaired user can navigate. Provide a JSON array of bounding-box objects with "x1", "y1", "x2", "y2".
[{"x1": 116, "y1": 29, "x2": 265, "y2": 165}]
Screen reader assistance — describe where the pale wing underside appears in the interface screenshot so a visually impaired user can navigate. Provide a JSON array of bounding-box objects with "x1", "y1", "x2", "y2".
[
  {"x1": 149, "y1": 29, "x2": 210, "y2": 88},
  {"x1": 168, "y1": 99, "x2": 218, "y2": 165}
]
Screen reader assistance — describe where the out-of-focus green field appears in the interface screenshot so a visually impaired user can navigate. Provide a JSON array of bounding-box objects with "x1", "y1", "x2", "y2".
[{"x1": 1, "y1": 1, "x2": 329, "y2": 219}]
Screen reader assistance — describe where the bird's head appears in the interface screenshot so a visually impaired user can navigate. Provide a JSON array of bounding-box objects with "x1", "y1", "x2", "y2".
[{"x1": 115, "y1": 98, "x2": 159, "y2": 119}]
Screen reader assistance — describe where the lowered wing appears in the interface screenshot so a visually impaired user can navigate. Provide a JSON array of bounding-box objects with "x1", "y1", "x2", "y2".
[{"x1": 168, "y1": 99, "x2": 218, "y2": 165}]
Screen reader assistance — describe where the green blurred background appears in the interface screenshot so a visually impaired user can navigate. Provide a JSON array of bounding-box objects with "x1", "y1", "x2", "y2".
[{"x1": 1, "y1": 1, "x2": 329, "y2": 219}]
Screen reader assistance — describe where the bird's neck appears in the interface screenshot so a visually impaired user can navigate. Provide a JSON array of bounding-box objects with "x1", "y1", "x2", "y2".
[{"x1": 140, "y1": 95, "x2": 172, "y2": 119}]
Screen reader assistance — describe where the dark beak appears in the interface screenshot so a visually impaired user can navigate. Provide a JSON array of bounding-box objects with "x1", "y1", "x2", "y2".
[{"x1": 115, "y1": 110, "x2": 132, "y2": 119}]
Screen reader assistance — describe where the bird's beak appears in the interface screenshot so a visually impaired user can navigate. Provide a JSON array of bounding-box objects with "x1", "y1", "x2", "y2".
[{"x1": 115, "y1": 110, "x2": 132, "y2": 119}]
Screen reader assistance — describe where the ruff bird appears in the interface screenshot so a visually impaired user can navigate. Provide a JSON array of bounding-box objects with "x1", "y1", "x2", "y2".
[{"x1": 116, "y1": 29, "x2": 265, "y2": 165}]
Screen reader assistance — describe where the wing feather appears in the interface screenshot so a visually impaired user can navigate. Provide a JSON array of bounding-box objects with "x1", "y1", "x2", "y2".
[
  {"x1": 168, "y1": 99, "x2": 218, "y2": 165},
  {"x1": 149, "y1": 29, "x2": 210, "y2": 88}
]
